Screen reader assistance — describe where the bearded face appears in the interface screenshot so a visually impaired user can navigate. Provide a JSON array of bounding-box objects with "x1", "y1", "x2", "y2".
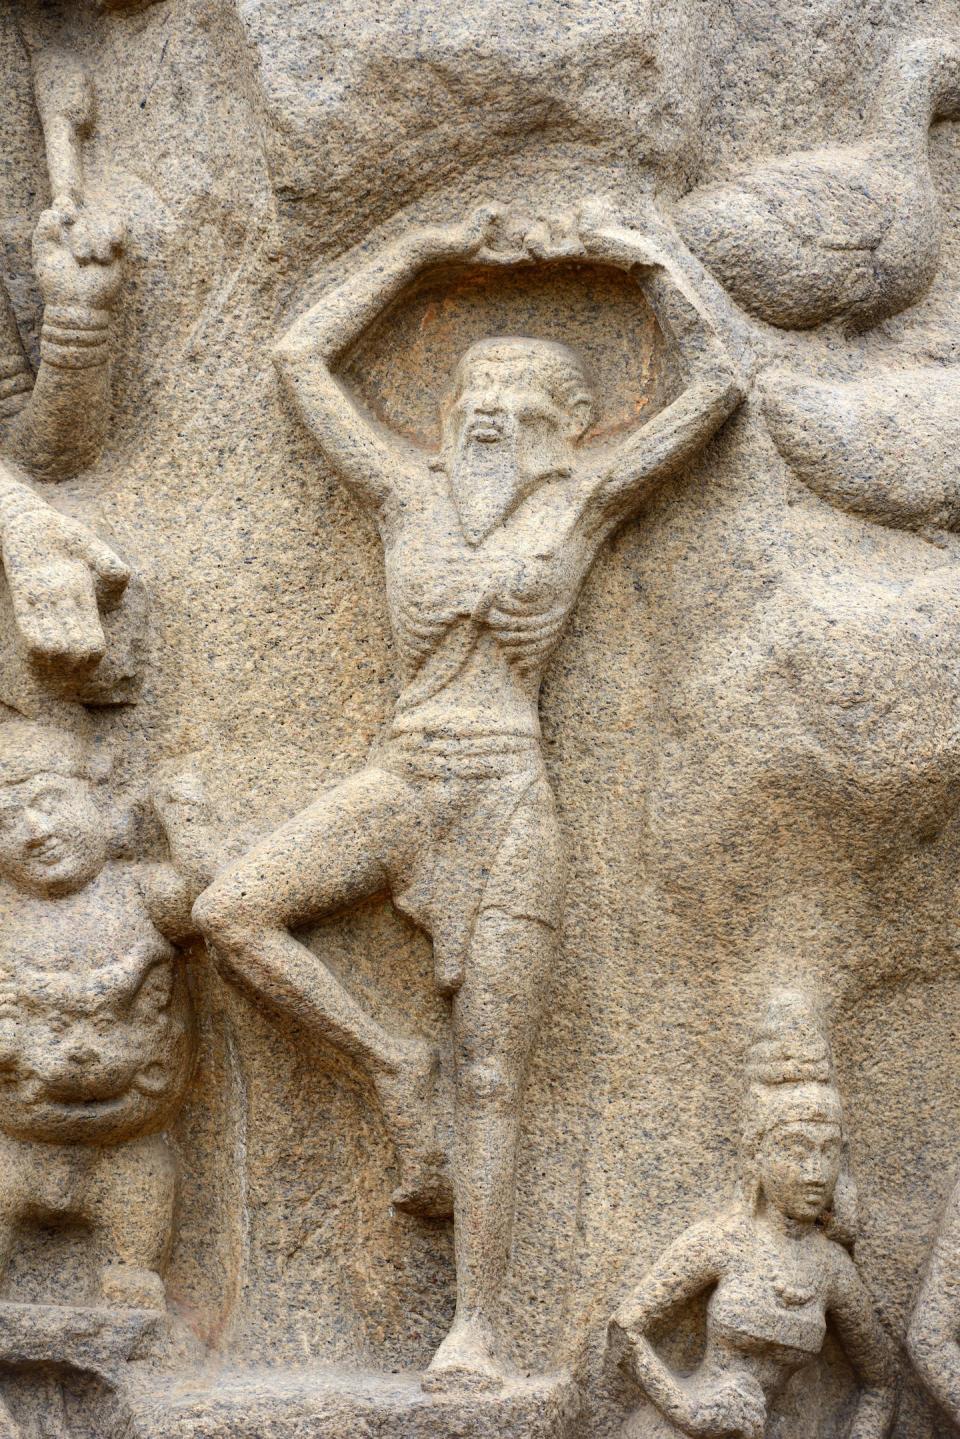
[{"x1": 444, "y1": 343, "x2": 591, "y2": 545}]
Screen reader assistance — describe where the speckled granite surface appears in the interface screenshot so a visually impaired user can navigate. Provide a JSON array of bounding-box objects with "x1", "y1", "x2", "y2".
[
  {"x1": 2, "y1": 1, "x2": 960, "y2": 1436},
  {"x1": 126, "y1": 1369, "x2": 580, "y2": 1437}
]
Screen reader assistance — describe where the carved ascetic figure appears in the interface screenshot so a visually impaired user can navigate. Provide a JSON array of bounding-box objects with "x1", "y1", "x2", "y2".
[
  {"x1": 608, "y1": 992, "x2": 898, "y2": 1439},
  {"x1": 907, "y1": 1176, "x2": 960, "y2": 1422},
  {"x1": 194, "y1": 202, "x2": 745, "y2": 1389},
  {"x1": 0, "y1": 48, "x2": 131, "y2": 683},
  {"x1": 0, "y1": 721, "x2": 218, "y2": 1311}
]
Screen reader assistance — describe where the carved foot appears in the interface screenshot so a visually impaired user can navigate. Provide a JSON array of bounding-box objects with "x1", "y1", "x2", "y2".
[
  {"x1": 99, "y1": 1264, "x2": 166, "y2": 1311},
  {"x1": 421, "y1": 1318, "x2": 505, "y2": 1393},
  {"x1": 374, "y1": 1049, "x2": 452, "y2": 1219}
]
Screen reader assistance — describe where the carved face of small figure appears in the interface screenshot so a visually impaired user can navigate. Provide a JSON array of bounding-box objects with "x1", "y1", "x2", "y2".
[
  {"x1": 0, "y1": 880, "x2": 195, "y2": 1145},
  {"x1": 759, "y1": 1120, "x2": 842, "y2": 1223},
  {"x1": 0, "y1": 770, "x2": 109, "y2": 899},
  {"x1": 442, "y1": 339, "x2": 595, "y2": 543}
]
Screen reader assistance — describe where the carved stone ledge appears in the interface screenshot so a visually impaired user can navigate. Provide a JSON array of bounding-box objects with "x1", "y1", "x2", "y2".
[
  {"x1": 0, "y1": 1302, "x2": 163, "y2": 1382},
  {"x1": 126, "y1": 1368, "x2": 581, "y2": 1439},
  {"x1": 0, "y1": 1303, "x2": 165, "y2": 1437}
]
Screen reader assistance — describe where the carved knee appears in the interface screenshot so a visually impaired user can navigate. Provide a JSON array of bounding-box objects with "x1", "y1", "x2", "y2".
[
  {"x1": 192, "y1": 876, "x2": 252, "y2": 952},
  {"x1": 458, "y1": 1057, "x2": 515, "y2": 1108}
]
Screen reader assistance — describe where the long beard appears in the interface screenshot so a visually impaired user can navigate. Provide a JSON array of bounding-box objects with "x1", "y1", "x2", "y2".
[{"x1": 448, "y1": 433, "x2": 529, "y2": 546}]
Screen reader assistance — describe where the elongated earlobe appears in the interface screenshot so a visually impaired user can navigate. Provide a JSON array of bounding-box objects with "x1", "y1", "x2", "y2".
[{"x1": 566, "y1": 395, "x2": 595, "y2": 440}]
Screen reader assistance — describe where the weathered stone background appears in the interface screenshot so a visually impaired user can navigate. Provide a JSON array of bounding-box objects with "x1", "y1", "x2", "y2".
[{"x1": 3, "y1": 0, "x2": 960, "y2": 1432}]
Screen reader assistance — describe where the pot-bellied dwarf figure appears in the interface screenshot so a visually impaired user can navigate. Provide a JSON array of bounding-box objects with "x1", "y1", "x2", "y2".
[
  {"x1": 0, "y1": 720, "x2": 221, "y2": 1311},
  {"x1": 194, "y1": 202, "x2": 745, "y2": 1389}
]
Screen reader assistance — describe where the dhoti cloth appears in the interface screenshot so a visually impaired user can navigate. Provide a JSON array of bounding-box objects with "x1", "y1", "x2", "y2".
[{"x1": 374, "y1": 732, "x2": 565, "y2": 994}]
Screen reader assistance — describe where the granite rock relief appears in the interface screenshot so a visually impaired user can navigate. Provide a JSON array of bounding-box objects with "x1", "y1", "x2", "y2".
[{"x1": 0, "y1": 4, "x2": 959, "y2": 1438}]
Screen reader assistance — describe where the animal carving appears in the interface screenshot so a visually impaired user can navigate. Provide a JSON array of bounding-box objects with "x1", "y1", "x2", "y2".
[
  {"x1": 675, "y1": 37, "x2": 960, "y2": 330},
  {"x1": 761, "y1": 365, "x2": 960, "y2": 541}
]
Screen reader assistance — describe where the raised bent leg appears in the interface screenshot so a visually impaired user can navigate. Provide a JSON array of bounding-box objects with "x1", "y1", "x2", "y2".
[
  {"x1": 194, "y1": 766, "x2": 447, "y2": 1212},
  {"x1": 195, "y1": 767, "x2": 416, "y2": 1068},
  {"x1": 424, "y1": 906, "x2": 557, "y2": 1391},
  {"x1": 89, "y1": 1134, "x2": 176, "y2": 1310}
]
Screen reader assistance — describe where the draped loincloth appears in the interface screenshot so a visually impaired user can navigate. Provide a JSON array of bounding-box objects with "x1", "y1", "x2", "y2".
[{"x1": 374, "y1": 732, "x2": 565, "y2": 994}]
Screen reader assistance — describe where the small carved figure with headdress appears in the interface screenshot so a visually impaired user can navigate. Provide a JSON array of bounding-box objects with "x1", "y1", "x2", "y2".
[{"x1": 608, "y1": 990, "x2": 898, "y2": 1439}]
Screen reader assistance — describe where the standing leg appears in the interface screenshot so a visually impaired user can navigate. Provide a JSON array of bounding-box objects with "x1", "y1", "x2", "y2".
[
  {"x1": 90, "y1": 1134, "x2": 176, "y2": 1310},
  {"x1": 0, "y1": 1143, "x2": 28, "y2": 1436},
  {"x1": 194, "y1": 767, "x2": 446, "y2": 1211},
  {"x1": 424, "y1": 906, "x2": 557, "y2": 1390},
  {"x1": 0, "y1": 1135, "x2": 29, "y2": 1294}
]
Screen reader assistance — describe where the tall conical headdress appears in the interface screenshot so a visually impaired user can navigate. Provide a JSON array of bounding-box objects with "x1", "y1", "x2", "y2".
[{"x1": 740, "y1": 988, "x2": 855, "y2": 1244}]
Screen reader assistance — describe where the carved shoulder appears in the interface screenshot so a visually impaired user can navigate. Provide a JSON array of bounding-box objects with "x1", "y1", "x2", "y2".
[{"x1": 612, "y1": 1214, "x2": 731, "y2": 1335}]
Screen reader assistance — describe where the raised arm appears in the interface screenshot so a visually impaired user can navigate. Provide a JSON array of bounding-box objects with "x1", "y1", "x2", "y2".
[
  {"x1": 828, "y1": 1247, "x2": 899, "y2": 1439},
  {"x1": 4, "y1": 51, "x2": 125, "y2": 481},
  {"x1": 564, "y1": 208, "x2": 746, "y2": 532},
  {"x1": 581, "y1": 368, "x2": 743, "y2": 533},
  {"x1": 273, "y1": 207, "x2": 523, "y2": 508},
  {"x1": 609, "y1": 1220, "x2": 764, "y2": 1439},
  {"x1": 4, "y1": 203, "x2": 125, "y2": 481},
  {"x1": 908, "y1": 1179, "x2": 960, "y2": 1423}
]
